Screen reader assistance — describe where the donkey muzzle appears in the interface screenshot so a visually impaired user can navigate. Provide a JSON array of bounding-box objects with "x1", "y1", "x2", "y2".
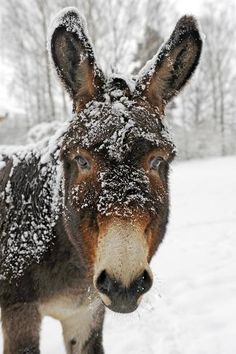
[
  {"x1": 94, "y1": 219, "x2": 153, "y2": 313},
  {"x1": 95, "y1": 268, "x2": 153, "y2": 313}
]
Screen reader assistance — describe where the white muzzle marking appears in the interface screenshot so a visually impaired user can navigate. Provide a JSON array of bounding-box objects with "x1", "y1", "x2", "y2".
[{"x1": 94, "y1": 221, "x2": 152, "y2": 288}]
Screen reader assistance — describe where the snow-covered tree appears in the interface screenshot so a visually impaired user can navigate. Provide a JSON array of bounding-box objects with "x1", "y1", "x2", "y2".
[{"x1": 170, "y1": 2, "x2": 236, "y2": 158}]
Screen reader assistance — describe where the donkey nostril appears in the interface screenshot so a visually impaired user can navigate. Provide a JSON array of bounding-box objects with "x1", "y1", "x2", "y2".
[
  {"x1": 135, "y1": 270, "x2": 153, "y2": 295},
  {"x1": 96, "y1": 270, "x2": 112, "y2": 295}
]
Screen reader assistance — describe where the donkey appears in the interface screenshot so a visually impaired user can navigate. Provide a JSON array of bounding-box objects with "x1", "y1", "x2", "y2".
[{"x1": 0, "y1": 7, "x2": 202, "y2": 354}]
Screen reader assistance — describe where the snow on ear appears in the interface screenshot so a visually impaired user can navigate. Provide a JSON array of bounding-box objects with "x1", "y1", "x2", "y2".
[
  {"x1": 135, "y1": 16, "x2": 202, "y2": 113},
  {"x1": 49, "y1": 7, "x2": 104, "y2": 108}
]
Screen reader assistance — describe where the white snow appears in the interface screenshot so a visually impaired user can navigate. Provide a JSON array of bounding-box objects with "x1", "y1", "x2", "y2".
[
  {"x1": 68, "y1": 99, "x2": 174, "y2": 163},
  {"x1": 27, "y1": 121, "x2": 64, "y2": 144},
  {"x1": 0, "y1": 123, "x2": 70, "y2": 279},
  {"x1": 0, "y1": 155, "x2": 236, "y2": 353},
  {"x1": 110, "y1": 73, "x2": 136, "y2": 94},
  {"x1": 48, "y1": 7, "x2": 88, "y2": 54}
]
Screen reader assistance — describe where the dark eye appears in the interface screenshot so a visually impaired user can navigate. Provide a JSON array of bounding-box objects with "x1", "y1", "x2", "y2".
[
  {"x1": 75, "y1": 155, "x2": 90, "y2": 170},
  {"x1": 150, "y1": 156, "x2": 164, "y2": 170}
]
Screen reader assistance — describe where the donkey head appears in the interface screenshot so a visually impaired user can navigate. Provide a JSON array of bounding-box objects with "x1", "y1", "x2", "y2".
[{"x1": 50, "y1": 8, "x2": 202, "y2": 313}]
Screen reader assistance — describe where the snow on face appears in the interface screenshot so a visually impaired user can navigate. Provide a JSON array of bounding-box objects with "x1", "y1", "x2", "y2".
[
  {"x1": 97, "y1": 166, "x2": 157, "y2": 217},
  {"x1": 62, "y1": 90, "x2": 175, "y2": 162},
  {"x1": 62, "y1": 88, "x2": 175, "y2": 217}
]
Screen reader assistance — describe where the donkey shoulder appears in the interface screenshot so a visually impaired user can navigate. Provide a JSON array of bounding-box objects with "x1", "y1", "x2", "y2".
[{"x1": 0, "y1": 143, "x2": 62, "y2": 281}]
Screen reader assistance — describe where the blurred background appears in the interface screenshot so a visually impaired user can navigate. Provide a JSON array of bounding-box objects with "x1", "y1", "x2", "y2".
[{"x1": 0, "y1": 0, "x2": 236, "y2": 159}]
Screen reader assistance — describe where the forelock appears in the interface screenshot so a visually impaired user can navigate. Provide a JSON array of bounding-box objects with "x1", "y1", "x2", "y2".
[{"x1": 63, "y1": 104, "x2": 174, "y2": 160}]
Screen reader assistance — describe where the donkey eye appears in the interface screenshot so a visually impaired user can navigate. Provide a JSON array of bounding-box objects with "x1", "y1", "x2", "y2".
[
  {"x1": 150, "y1": 156, "x2": 164, "y2": 170},
  {"x1": 75, "y1": 155, "x2": 90, "y2": 169}
]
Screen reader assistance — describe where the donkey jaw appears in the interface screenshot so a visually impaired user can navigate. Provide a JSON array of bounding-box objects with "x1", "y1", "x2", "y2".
[{"x1": 93, "y1": 221, "x2": 153, "y2": 313}]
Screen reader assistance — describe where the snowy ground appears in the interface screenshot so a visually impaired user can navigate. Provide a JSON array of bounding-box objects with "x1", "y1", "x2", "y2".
[{"x1": 0, "y1": 156, "x2": 235, "y2": 353}]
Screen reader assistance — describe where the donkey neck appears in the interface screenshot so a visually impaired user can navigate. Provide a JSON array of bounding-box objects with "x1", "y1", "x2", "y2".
[{"x1": 0, "y1": 138, "x2": 63, "y2": 281}]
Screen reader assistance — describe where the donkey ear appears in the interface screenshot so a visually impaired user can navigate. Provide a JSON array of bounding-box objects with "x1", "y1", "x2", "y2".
[
  {"x1": 135, "y1": 16, "x2": 202, "y2": 113},
  {"x1": 49, "y1": 8, "x2": 104, "y2": 107}
]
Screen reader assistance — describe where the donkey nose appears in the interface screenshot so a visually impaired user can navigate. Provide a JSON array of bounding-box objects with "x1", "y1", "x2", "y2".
[
  {"x1": 96, "y1": 270, "x2": 114, "y2": 295},
  {"x1": 95, "y1": 269, "x2": 153, "y2": 313},
  {"x1": 132, "y1": 270, "x2": 153, "y2": 295}
]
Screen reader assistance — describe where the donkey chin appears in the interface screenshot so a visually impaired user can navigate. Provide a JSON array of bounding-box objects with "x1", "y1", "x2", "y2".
[{"x1": 93, "y1": 220, "x2": 153, "y2": 313}]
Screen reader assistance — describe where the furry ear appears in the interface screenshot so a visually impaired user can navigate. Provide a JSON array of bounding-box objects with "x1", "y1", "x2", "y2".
[
  {"x1": 49, "y1": 7, "x2": 104, "y2": 108},
  {"x1": 135, "y1": 16, "x2": 202, "y2": 113}
]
